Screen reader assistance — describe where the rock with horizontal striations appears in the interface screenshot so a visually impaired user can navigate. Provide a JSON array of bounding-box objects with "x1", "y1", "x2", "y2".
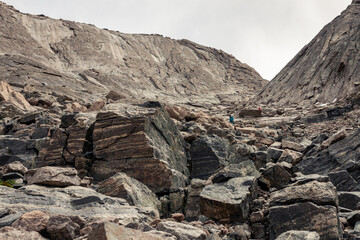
[
  {"x1": 0, "y1": 226, "x2": 46, "y2": 240},
  {"x1": 275, "y1": 230, "x2": 320, "y2": 240},
  {"x1": 91, "y1": 107, "x2": 189, "y2": 193},
  {"x1": 96, "y1": 172, "x2": 160, "y2": 212},
  {"x1": 269, "y1": 202, "x2": 340, "y2": 240},
  {"x1": 157, "y1": 221, "x2": 206, "y2": 240},
  {"x1": 200, "y1": 176, "x2": 257, "y2": 221},
  {"x1": 190, "y1": 135, "x2": 230, "y2": 180},
  {"x1": 269, "y1": 181, "x2": 338, "y2": 207},
  {"x1": 11, "y1": 211, "x2": 49, "y2": 233},
  {"x1": 25, "y1": 166, "x2": 81, "y2": 187}
]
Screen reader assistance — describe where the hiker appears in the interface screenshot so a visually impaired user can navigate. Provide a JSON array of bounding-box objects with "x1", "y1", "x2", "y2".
[{"x1": 229, "y1": 115, "x2": 234, "y2": 124}]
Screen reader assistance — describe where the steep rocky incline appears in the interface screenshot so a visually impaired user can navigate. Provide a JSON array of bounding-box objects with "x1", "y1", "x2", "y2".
[
  {"x1": 252, "y1": 1, "x2": 360, "y2": 106},
  {"x1": 0, "y1": 1, "x2": 266, "y2": 109}
]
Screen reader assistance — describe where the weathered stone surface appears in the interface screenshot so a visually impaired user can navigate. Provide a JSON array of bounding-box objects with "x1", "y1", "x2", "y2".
[
  {"x1": 11, "y1": 211, "x2": 49, "y2": 233},
  {"x1": 253, "y1": 3, "x2": 360, "y2": 106},
  {"x1": 0, "y1": 81, "x2": 33, "y2": 111},
  {"x1": 0, "y1": 226, "x2": 46, "y2": 240},
  {"x1": 269, "y1": 202, "x2": 340, "y2": 240},
  {"x1": 0, "y1": 136, "x2": 37, "y2": 168},
  {"x1": 320, "y1": 129, "x2": 347, "y2": 149},
  {"x1": 259, "y1": 163, "x2": 291, "y2": 190},
  {"x1": 157, "y1": 221, "x2": 206, "y2": 240},
  {"x1": 282, "y1": 140, "x2": 306, "y2": 152},
  {"x1": 46, "y1": 215, "x2": 80, "y2": 240},
  {"x1": 25, "y1": 166, "x2": 81, "y2": 187},
  {"x1": 275, "y1": 230, "x2": 320, "y2": 240},
  {"x1": 270, "y1": 181, "x2": 338, "y2": 207},
  {"x1": 91, "y1": 108, "x2": 189, "y2": 193},
  {"x1": 328, "y1": 170, "x2": 360, "y2": 191},
  {"x1": 278, "y1": 149, "x2": 302, "y2": 165},
  {"x1": 0, "y1": 185, "x2": 158, "y2": 224},
  {"x1": 185, "y1": 179, "x2": 207, "y2": 221},
  {"x1": 210, "y1": 161, "x2": 260, "y2": 184},
  {"x1": 0, "y1": 161, "x2": 28, "y2": 175},
  {"x1": 338, "y1": 192, "x2": 360, "y2": 210},
  {"x1": 96, "y1": 172, "x2": 160, "y2": 212},
  {"x1": 88, "y1": 222, "x2": 165, "y2": 240},
  {"x1": 190, "y1": 135, "x2": 230, "y2": 180},
  {"x1": 200, "y1": 176, "x2": 257, "y2": 221}
]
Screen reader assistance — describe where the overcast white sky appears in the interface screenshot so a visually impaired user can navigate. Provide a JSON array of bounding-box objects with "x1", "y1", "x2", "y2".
[{"x1": 3, "y1": 0, "x2": 351, "y2": 80}]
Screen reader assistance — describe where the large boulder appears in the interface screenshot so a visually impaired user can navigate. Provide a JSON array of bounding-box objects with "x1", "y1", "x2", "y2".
[
  {"x1": 46, "y1": 215, "x2": 80, "y2": 240},
  {"x1": 338, "y1": 192, "x2": 360, "y2": 210},
  {"x1": 200, "y1": 176, "x2": 257, "y2": 221},
  {"x1": 328, "y1": 170, "x2": 360, "y2": 191},
  {"x1": 91, "y1": 107, "x2": 189, "y2": 193},
  {"x1": 269, "y1": 202, "x2": 341, "y2": 240},
  {"x1": 25, "y1": 166, "x2": 81, "y2": 187},
  {"x1": 96, "y1": 172, "x2": 160, "y2": 212},
  {"x1": 190, "y1": 135, "x2": 230, "y2": 180}
]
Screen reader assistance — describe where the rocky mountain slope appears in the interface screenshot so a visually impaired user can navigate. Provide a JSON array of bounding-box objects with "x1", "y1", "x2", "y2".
[
  {"x1": 252, "y1": 0, "x2": 360, "y2": 106},
  {"x1": 0, "y1": 1, "x2": 266, "y2": 112},
  {"x1": 0, "y1": 1, "x2": 359, "y2": 240}
]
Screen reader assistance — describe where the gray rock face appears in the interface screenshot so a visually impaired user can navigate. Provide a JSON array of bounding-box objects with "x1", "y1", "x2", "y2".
[
  {"x1": 210, "y1": 161, "x2": 260, "y2": 184},
  {"x1": 275, "y1": 230, "x2": 320, "y2": 240},
  {"x1": 0, "y1": 2, "x2": 266, "y2": 109},
  {"x1": 0, "y1": 185, "x2": 158, "y2": 224},
  {"x1": 338, "y1": 192, "x2": 360, "y2": 210},
  {"x1": 253, "y1": 3, "x2": 360, "y2": 106},
  {"x1": 259, "y1": 163, "x2": 291, "y2": 190},
  {"x1": 200, "y1": 176, "x2": 257, "y2": 221},
  {"x1": 25, "y1": 166, "x2": 81, "y2": 187},
  {"x1": 0, "y1": 136, "x2": 37, "y2": 169},
  {"x1": 328, "y1": 170, "x2": 360, "y2": 191},
  {"x1": 185, "y1": 179, "x2": 207, "y2": 221},
  {"x1": 96, "y1": 172, "x2": 160, "y2": 212},
  {"x1": 269, "y1": 202, "x2": 340, "y2": 240},
  {"x1": 190, "y1": 135, "x2": 230, "y2": 180}
]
